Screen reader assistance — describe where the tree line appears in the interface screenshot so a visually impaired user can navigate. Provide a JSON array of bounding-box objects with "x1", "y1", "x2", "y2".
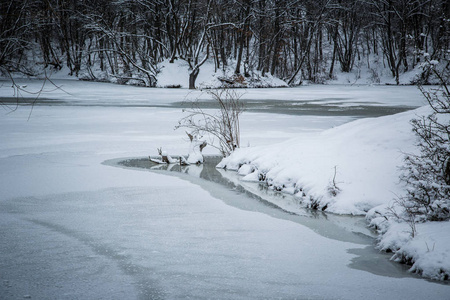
[{"x1": 1, "y1": 0, "x2": 449, "y2": 88}]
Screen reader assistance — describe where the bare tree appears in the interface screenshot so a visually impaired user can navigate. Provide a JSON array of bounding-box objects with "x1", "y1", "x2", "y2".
[
  {"x1": 2, "y1": 0, "x2": 449, "y2": 87},
  {"x1": 0, "y1": 0, "x2": 36, "y2": 77}
]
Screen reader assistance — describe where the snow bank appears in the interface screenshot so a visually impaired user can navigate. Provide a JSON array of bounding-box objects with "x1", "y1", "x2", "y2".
[
  {"x1": 218, "y1": 106, "x2": 430, "y2": 215},
  {"x1": 156, "y1": 59, "x2": 288, "y2": 89},
  {"x1": 393, "y1": 221, "x2": 450, "y2": 280},
  {"x1": 367, "y1": 209, "x2": 450, "y2": 281}
]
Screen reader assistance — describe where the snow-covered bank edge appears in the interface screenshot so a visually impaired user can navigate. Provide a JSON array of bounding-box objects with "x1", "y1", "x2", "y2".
[
  {"x1": 217, "y1": 106, "x2": 450, "y2": 281},
  {"x1": 367, "y1": 207, "x2": 450, "y2": 281},
  {"x1": 218, "y1": 107, "x2": 424, "y2": 214}
]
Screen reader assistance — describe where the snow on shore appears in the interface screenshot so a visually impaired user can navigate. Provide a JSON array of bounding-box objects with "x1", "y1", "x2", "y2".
[
  {"x1": 367, "y1": 207, "x2": 450, "y2": 281},
  {"x1": 156, "y1": 59, "x2": 288, "y2": 88},
  {"x1": 218, "y1": 105, "x2": 450, "y2": 280},
  {"x1": 218, "y1": 106, "x2": 426, "y2": 214}
]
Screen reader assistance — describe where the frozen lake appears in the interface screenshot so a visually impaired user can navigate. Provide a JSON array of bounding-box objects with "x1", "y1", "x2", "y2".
[{"x1": 1, "y1": 81, "x2": 449, "y2": 299}]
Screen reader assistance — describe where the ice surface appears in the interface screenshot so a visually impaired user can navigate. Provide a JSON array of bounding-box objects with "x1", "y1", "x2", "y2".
[
  {"x1": 0, "y1": 78, "x2": 428, "y2": 107},
  {"x1": 1, "y1": 81, "x2": 449, "y2": 298}
]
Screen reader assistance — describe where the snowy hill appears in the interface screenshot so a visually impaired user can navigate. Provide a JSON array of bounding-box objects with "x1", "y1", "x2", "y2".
[{"x1": 218, "y1": 106, "x2": 425, "y2": 214}]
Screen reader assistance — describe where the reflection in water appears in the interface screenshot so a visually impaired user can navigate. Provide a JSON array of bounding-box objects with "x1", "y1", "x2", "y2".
[
  {"x1": 107, "y1": 155, "x2": 423, "y2": 279},
  {"x1": 170, "y1": 100, "x2": 416, "y2": 118},
  {"x1": 120, "y1": 156, "x2": 316, "y2": 218}
]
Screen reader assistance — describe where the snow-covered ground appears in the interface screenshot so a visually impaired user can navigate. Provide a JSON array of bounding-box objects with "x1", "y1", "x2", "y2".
[
  {"x1": 1, "y1": 79, "x2": 449, "y2": 298},
  {"x1": 218, "y1": 107, "x2": 424, "y2": 214},
  {"x1": 156, "y1": 59, "x2": 288, "y2": 88}
]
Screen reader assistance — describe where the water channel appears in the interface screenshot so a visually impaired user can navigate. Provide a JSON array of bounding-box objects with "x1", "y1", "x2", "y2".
[{"x1": 104, "y1": 155, "x2": 419, "y2": 280}]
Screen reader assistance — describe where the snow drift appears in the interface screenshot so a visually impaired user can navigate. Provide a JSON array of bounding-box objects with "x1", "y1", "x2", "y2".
[{"x1": 218, "y1": 107, "x2": 429, "y2": 215}]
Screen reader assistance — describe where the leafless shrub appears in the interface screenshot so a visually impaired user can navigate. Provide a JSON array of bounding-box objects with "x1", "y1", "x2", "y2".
[
  {"x1": 388, "y1": 197, "x2": 418, "y2": 238},
  {"x1": 176, "y1": 88, "x2": 244, "y2": 157},
  {"x1": 398, "y1": 56, "x2": 450, "y2": 225}
]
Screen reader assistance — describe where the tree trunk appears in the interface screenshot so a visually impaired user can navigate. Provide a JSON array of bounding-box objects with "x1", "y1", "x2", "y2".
[
  {"x1": 189, "y1": 68, "x2": 200, "y2": 89},
  {"x1": 235, "y1": 32, "x2": 244, "y2": 74},
  {"x1": 329, "y1": 35, "x2": 337, "y2": 79}
]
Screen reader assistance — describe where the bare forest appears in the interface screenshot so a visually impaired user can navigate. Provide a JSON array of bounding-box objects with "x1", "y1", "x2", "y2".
[{"x1": 1, "y1": 0, "x2": 449, "y2": 88}]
